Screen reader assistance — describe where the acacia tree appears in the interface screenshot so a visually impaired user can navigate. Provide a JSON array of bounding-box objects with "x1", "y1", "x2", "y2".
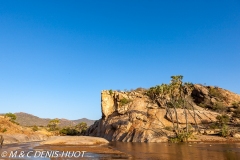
[
  {"x1": 75, "y1": 122, "x2": 88, "y2": 134},
  {"x1": 48, "y1": 118, "x2": 60, "y2": 131}
]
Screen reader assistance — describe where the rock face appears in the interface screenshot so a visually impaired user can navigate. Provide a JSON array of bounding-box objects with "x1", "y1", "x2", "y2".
[{"x1": 86, "y1": 85, "x2": 240, "y2": 142}]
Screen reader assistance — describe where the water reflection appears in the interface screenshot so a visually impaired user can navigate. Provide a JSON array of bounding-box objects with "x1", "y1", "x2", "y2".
[
  {"x1": 1, "y1": 142, "x2": 240, "y2": 160},
  {"x1": 110, "y1": 142, "x2": 240, "y2": 160}
]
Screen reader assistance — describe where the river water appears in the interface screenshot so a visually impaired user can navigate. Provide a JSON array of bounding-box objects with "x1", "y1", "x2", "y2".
[
  {"x1": 110, "y1": 142, "x2": 240, "y2": 160},
  {"x1": 1, "y1": 142, "x2": 240, "y2": 160}
]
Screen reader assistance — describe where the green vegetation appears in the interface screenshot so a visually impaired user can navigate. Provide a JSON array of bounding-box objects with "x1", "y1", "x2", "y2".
[
  {"x1": 216, "y1": 114, "x2": 230, "y2": 125},
  {"x1": 232, "y1": 101, "x2": 240, "y2": 118},
  {"x1": 32, "y1": 125, "x2": 38, "y2": 132},
  {"x1": 59, "y1": 122, "x2": 88, "y2": 136},
  {"x1": 232, "y1": 101, "x2": 240, "y2": 108},
  {"x1": 146, "y1": 75, "x2": 197, "y2": 142},
  {"x1": 220, "y1": 124, "x2": 229, "y2": 137},
  {"x1": 75, "y1": 122, "x2": 88, "y2": 134},
  {"x1": 1, "y1": 128, "x2": 7, "y2": 133},
  {"x1": 5, "y1": 113, "x2": 16, "y2": 122},
  {"x1": 209, "y1": 87, "x2": 225, "y2": 100},
  {"x1": 212, "y1": 102, "x2": 226, "y2": 113},
  {"x1": 47, "y1": 118, "x2": 60, "y2": 131},
  {"x1": 119, "y1": 97, "x2": 132, "y2": 106},
  {"x1": 214, "y1": 114, "x2": 230, "y2": 137},
  {"x1": 109, "y1": 89, "x2": 113, "y2": 95},
  {"x1": 59, "y1": 127, "x2": 79, "y2": 135},
  {"x1": 233, "y1": 107, "x2": 240, "y2": 118},
  {"x1": 169, "y1": 130, "x2": 193, "y2": 143}
]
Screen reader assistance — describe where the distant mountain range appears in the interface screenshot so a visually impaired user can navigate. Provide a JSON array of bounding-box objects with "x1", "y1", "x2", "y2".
[{"x1": 11, "y1": 112, "x2": 96, "y2": 127}]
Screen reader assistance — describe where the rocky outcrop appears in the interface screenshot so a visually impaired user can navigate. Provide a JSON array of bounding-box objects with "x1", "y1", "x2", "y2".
[{"x1": 86, "y1": 85, "x2": 240, "y2": 142}]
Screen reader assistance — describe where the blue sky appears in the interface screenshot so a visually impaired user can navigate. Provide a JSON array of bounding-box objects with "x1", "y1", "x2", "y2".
[{"x1": 0, "y1": 0, "x2": 239, "y2": 120}]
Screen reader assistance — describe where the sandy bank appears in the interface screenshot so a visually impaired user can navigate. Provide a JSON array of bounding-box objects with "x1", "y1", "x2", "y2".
[
  {"x1": 41, "y1": 136, "x2": 109, "y2": 145},
  {"x1": 2, "y1": 134, "x2": 48, "y2": 144}
]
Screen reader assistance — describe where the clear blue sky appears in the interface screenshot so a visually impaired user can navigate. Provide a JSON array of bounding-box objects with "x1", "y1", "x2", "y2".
[{"x1": 0, "y1": 0, "x2": 239, "y2": 120}]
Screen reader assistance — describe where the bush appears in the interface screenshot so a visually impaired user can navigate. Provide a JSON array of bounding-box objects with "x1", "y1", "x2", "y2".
[
  {"x1": 119, "y1": 97, "x2": 132, "y2": 106},
  {"x1": 209, "y1": 87, "x2": 225, "y2": 100},
  {"x1": 212, "y1": 102, "x2": 226, "y2": 113},
  {"x1": 216, "y1": 114, "x2": 230, "y2": 125},
  {"x1": 59, "y1": 127, "x2": 79, "y2": 136},
  {"x1": 169, "y1": 132, "x2": 193, "y2": 143},
  {"x1": 109, "y1": 90, "x2": 113, "y2": 95},
  {"x1": 75, "y1": 122, "x2": 88, "y2": 134},
  {"x1": 232, "y1": 102, "x2": 240, "y2": 118},
  {"x1": 2, "y1": 128, "x2": 7, "y2": 133},
  {"x1": 232, "y1": 101, "x2": 240, "y2": 108},
  {"x1": 32, "y1": 125, "x2": 38, "y2": 132},
  {"x1": 233, "y1": 107, "x2": 240, "y2": 118},
  {"x1": 215, "y1": 114, "x2": 230, "y2": 137},
  {"x1": 220, "y1": 124, "x2": 230, "y2": 137},
  {"x1": 5, "y1": 113, "x2": 16, "y2": 121}
]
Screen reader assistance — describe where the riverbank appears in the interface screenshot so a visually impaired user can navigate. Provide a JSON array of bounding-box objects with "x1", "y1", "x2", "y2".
[
  {"x1": 2, "y1": 133, "x2": 48, "y2": 144},
  {"x1": 41, "y1": 136, "x2": 109, "y2": 145}
]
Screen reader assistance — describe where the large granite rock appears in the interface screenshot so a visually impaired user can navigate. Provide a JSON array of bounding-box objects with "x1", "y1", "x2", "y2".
[{"x1": 86, "y1": 85, "x2": 240, "y2": 142}]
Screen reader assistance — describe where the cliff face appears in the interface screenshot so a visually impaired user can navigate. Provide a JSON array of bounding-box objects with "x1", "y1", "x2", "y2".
[{"x1": 86, "y1": 85, "x2": 240, "y2": 142}]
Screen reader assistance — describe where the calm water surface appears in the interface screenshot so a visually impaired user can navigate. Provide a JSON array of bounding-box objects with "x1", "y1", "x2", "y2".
[
  {"x1": 1, "y1": 142, "x2": 240, "y2": 160},
  {"x1": 110, "y1": 141, "x2": 240, "y2": 160}
]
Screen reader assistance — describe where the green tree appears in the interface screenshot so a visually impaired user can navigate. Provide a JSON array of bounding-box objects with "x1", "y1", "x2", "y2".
[
  {"x1": 48, "y1": 118, "x2": 60, "y2": 131},
  {"x1": 59, "y1": 127, "x2": 79, "y2": 136},
  {"x1": 75, "y1": 122, "x2": 88, "y2": 134}
]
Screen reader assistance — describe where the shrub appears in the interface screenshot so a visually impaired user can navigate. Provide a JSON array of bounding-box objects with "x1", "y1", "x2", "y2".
[
  {"x1": 220, "y1": 124, "x2": 230, "y2": 137},
  {"x1": 119, "y1": 97, "x2": 132, "y2": 106},
  {"x1": 2, "y1": 128, "x2": 7, "y2": 133},
  {"x1": 232, "y1": 101, "x2": 240, "y2": 108},
  {"x1": 32, "y1": 125, "x2": 38, "y2": 132},
  {"x1": 169, "y1": 132, "x2": 193, "y2": 143},
  {"x1": 209, "y1": 123, "x2": 220, "y2": 129},
  {"x1": 216, "y1": 114, "x2": 230, "y2": 125},
  {"x1": 212, "y1": 102, "x2": 226, "y2": 113},
  {"x1": 215, "y1": 114, "x2": 231, "y2": 137},
  {"x1": 233, "y1": 107, "x2": 240, "y2": 118},
  {"x1": 47, "y1": 118, "x2": 60, "y2": 131},
  {"x1": 5, "y1": 113, "x2": 16, "y2": 121},
  {"x1": 75, "y1": 122, "x2": 88, "y2": 134},
  {"x1": 59, "y1": 127, "x2": 79, "y2": 136},
  {"x1": 109, "y1": 89, "x2": 113, "y2": 95},
  {"x1": 208, "y1": 87, "x2": 225, "y2": 100}
]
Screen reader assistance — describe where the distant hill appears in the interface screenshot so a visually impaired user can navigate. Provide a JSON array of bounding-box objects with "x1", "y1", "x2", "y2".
[{"x1": 13, "y1": 112, "x2": 95, "y2": 127}]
